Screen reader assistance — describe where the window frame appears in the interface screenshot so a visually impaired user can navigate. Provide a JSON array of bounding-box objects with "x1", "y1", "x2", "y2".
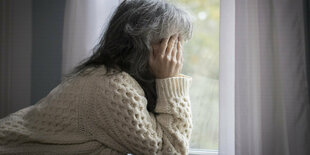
[{"x1": 189, "y1": 149, "x2": 219, "y2": 155}]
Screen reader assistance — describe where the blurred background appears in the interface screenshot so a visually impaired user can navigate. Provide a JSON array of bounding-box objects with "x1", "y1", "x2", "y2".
[
  {"x1": 169, "y1": 0, "x2": 219, "y2": 151},
  {"x1": 0, "y1": 0, "x2": 220, "y2": 152}
]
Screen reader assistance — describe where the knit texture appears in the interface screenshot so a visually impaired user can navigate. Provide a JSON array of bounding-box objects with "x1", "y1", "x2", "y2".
[{"x1": 0, "y1": 65, "x2": 193, "y2": 155}]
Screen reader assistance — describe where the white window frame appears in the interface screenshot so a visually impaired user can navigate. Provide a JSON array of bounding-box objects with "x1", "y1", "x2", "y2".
[
  {"x1": 188, "y1": 0, "x2": 235, "y2": 154},
  {"x1": 189, "y1": 149, "x2": 218, "y2": 155}
]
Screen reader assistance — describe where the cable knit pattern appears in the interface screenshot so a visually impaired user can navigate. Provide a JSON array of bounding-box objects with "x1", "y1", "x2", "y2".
[{"x1": 0, "y1": 65, "x2": 193, "y2": 155}]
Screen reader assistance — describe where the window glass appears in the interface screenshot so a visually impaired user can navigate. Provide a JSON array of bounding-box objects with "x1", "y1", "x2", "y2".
[{"x1": 168, "y1": 0, "x2": 220, "y2": 150}]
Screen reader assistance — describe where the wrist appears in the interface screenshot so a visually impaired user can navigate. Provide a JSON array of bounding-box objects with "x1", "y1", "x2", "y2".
[
  {"x1": 155, "y1": 75, "x2": 192, "y2": 99},
  {"x1": 156, "y1": 73, "x2": 186, "y2": 79}
]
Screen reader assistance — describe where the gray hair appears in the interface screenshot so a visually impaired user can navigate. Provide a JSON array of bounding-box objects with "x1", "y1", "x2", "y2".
[
  {"x1": 67, "y1": 0, "x2": 194, "y2": 112},
  {"x1": 123, "y1": 0, "x2": 193, "y2": 50}
]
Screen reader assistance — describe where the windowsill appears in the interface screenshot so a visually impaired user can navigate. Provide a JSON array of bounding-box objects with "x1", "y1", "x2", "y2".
[
  {"x1": 127, "y1": 149, "x2": 218, "y2": 155},
  {"x1": 189, "y1": 148, "x2": 218, "y2": 155}
]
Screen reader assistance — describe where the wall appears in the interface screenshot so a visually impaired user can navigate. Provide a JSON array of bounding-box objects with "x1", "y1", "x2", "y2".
[
  {"x1": 0, "y1": 0, "x2": 32, "y2": 118},
  {"x1": 0, "y1": 0, "x2": 65, "y2": 118},
  {"x1": 31, "y1": 0, "x2": 65, "y2": 104}
]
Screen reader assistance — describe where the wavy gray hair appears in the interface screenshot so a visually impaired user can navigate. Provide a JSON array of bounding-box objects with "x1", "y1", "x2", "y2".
[
  {"x1": 123, "y1": 0, "x2": 193, "y2": 46},
  {"x1": 66, "y1": 0, "x2": 194, "y2": 112}
]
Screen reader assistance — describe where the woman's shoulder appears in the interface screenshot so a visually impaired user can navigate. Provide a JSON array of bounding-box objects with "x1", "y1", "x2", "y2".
[{"x1": 82, "y1": 65, "x2": 145, "y2": 97}]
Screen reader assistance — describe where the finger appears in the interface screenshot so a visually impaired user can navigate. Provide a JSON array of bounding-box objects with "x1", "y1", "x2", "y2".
[
  {"x1": 179, "y1": 49, "x2": 183, "y2": 72},
  {"x1": 181, "y1": 48, "x2": 183, "y2": 63},
  {"x1": 180, "y1": 39, "x2": 184, "y2": 63},
  {"x1": 176, "y1": 40, "x2": 182, "y2": 62},
  {"x1": 151, "y1": 43, "x2": 158, "y2": 58},
  {"x1": 171, "y1": 39, "x2": 178, "y2": 61},
  {"x1": 176, "y1": 58, "x2": 183, "y2": 75},
  {"x1": 180, "y1": 38, "x2": 184, "y2": 48},
  {"x1": 166, "y1": 34, "x2": 178, "y2": 58},
  {"x1": 159, "y1": 38, "x2": 169, "y2": 57}
]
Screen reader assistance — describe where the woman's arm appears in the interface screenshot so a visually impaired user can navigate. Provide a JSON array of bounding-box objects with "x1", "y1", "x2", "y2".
[
  {"x1": 98, "y1": 72, "x2": 192, "y2": 155},
  {"x1": 94, "y1": 34, "x2": 192, "y2": 154}
]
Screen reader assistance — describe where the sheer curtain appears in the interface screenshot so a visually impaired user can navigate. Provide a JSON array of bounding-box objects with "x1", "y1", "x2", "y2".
[
  {"x1": 62, "y1": 0, "x2": 120, "y2": 76},
  {"x1": 232, "y1": 0, "x2": 310, "y2": 154},
  {"x1": 219, "y1": 0, "x2": 235, "y2": 154}
]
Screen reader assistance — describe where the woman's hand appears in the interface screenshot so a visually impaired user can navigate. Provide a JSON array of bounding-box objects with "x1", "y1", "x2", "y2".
[{"x1": 149, "y1": 34, "x2": 184, "y2": 79}]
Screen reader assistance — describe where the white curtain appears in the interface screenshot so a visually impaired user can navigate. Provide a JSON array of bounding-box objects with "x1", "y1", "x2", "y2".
[
  {"x1": 234, "y1": 0, "x2": 310, "y2": 154},
  {"x1": 219, "y1": 0, "x2": 235, "y2": 154},
  {"x1": 62, "y1": 0, "x2": 120, "y2": 76}
]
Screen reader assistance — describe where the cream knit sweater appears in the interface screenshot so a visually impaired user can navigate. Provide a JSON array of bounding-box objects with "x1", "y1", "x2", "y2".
[{"x1": 0, "y1": 65, "x2": 193, "y2": 155}]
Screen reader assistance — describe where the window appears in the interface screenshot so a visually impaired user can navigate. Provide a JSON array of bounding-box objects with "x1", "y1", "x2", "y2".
[{"x1": 168, "y1": 0, "x2": 220, "y2": 153}]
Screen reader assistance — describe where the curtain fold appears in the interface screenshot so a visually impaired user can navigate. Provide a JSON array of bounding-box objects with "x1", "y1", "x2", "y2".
[
  {"x1": 304, "y1": 0, "x2": 310, "y2": 103},
  {"x1": 219, "y1": 0, "x2": 235, "y2": 154},
  {"x1": 61, "y1": 0, "x2": 120, "y2": 76},
  {"x1": 235, "y1": 0, "x2": 310, "y2": 154}
]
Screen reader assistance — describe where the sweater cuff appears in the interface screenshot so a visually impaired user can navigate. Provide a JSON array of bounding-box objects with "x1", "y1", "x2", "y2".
[{"x1": 155, "y1": 74, "x2": 192, "y2": 99}]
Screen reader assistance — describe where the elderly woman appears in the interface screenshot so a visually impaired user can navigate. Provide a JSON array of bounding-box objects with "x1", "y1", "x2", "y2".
[{"x1": 0, "y1": 0, "x2": 194, "y2": 154}]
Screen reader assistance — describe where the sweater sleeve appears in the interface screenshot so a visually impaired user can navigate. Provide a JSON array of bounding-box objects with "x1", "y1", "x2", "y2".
[{"x1": 97, "y1": 72, "x2": 193, "y2": 155}]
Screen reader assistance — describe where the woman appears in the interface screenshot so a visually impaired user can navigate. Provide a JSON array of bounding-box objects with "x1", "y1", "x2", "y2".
[{"x1": 0, "y1": 0, "x2": 193, "y2": 154}]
